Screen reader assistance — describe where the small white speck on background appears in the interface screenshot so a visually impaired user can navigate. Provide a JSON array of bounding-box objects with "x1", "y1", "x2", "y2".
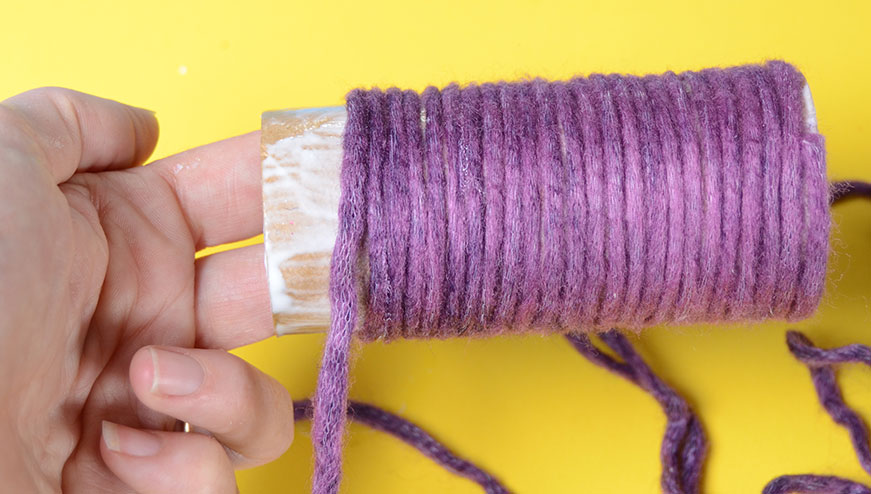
[{"x1": 178, "y1": 65, "x2": 188, "y2": 76}]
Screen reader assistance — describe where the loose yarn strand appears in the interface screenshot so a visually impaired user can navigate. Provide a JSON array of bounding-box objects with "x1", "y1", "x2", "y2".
[
  {"x1": 295, "y1": 400, "x2": 511, "y2": 494},
  {"x1": 831, "y1": 181, "x2": 871, "y2": 204},
  {"x1": 763, "y1": 331, "x2": 871, "y2": 494},
  {"x1": 304, "y1": 329, "x2": 702, "y2": 494},
  {"x1": 311, "y1": 90, "x2": 371, "y2": 494},
  {"x1": 566, "y1": 331, "x2": 707, "y2": 494}
]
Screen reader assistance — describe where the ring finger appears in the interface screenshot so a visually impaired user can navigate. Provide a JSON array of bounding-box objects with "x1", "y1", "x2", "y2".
[{"x1": 100, "y1": 422, "x2": 237, "y2": 494}]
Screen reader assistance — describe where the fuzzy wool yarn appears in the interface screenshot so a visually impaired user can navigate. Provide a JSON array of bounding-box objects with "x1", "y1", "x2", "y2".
[
  {"x1": 307, "y1": 60, "x2": 833, "y2": 494},
  {"x1": 762, "y1": 330, "x2": 871, "y2": 494}
]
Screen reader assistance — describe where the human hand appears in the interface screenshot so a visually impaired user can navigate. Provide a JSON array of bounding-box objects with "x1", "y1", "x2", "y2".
[{"x1": 0, "y1": 88, "x2": 292, "y2": 493}]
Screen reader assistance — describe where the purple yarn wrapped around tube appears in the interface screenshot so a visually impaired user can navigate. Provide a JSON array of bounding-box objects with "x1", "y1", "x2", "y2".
[{"x1": 311, "y1": 61, "x2": 829, "y2": 493}]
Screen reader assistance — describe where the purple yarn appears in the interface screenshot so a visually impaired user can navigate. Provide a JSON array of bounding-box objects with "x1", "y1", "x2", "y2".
[
  {"x1": 534, "y1": 79, "x2": 567, "y2": 328},
  {"x1": 515, "y1": 82, "x2": 544, "y2": 328},
  {"x1": 683, "y1": 70, "x2": 724, "y2": 322},
  {"x1": 362, "y1": 89, "x2": 389, "y2": 339},
  {"x1": 296, "y1": 400, "x2": 510, "y2": 493},
  {"x1": 703, "y1": 68, "x2": 740, "y2": 320},
  {"x1": 752, "y1": 65, "x2": 784, "y2": 319},
  {"x1": 480, "y1": 83, "x2": 506, "y2": 326},
  {"x1": 663, "y1": 71, "x2": 703, "y2": 323},
  {"x1": 442, "y1": 84, "x2": 466, "y2": 330},
  {"x1": 302, "y1": 329, "x2": 706, "y2": 494},
  {"x1": 642, "y1": 73, "x2": 685, "y2": 325},
  {"x1": 591, "y1": 73, "x2": 630, "y2": 326},
  {"x1": 831, "y1": 181, "x2": 871, "y2": 204},
  {"x1": 460, "y1": 84, "x2": 486, "y2": 332},
  {"x1": 610, "y1": 75, "x2": 646, "y2": 324},
  {"x1": 732, "y1": 68, "x2": 764, "y2": 320},
  {"x1": 629, "y1": 75, "x2": 667, "y2": 325},
  {"x1": 771, "y1": 62, "x2": 805, "y2": 317},
  {"x1": 763, "y1": 475, "x2": 871, "y2": 494},
  {"x1": 311, "y1": 61, "x2": 830, "y2": 493},
  {"x1": 402, "y1": 89, "x2": 427, "y2": 337},
  {"x1": 789, "y1": 331, "x2": 871, "y2": 476},
  {"x1": 312, "y1": 89, "x2": 370, "y2": 493},
  {"x1": 497, "y1": 82, "x2": 528, "y2": 327},
  {"x1": 422, "y1": 86, "x2": 448, "y2": 333},
  {"x1": 764, "y1": 331, "x2": 871, "y2": 494},
  {"x1": 571, "y1": 77, "x2": 608, "y2": 326},
  {"x1": 384, "y1": 89, "x2": 412, "y2": 336},
  {"x1": 566, "y1": 331, "x2": 707, "y2": 494}
]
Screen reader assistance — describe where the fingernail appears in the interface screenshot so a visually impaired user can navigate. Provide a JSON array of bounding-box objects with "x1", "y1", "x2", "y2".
[
  {"x1": 149, "y1": 347, "x2": 204, "y2": 396},
  {"x1": 102, "y1": 421, "x2": 161, "y2": 457}
]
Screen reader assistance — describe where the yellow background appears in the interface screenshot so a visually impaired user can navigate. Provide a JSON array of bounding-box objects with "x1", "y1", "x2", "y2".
[{"x1": 4, "y1": 0, "x2": 871, "y2": 492}]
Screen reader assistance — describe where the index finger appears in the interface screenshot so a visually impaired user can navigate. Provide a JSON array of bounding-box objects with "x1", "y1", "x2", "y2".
[
  {"x1": 146, "y1": 131, "x2": 263, "y2": 250},
  {"x1": 1, "y1": 87, "x2": 158, "y2": 183}
]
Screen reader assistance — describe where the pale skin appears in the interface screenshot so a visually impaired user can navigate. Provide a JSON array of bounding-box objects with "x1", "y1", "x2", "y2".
[{"x1": 0, "y1": 88, "x2": 293, "y2": 493}]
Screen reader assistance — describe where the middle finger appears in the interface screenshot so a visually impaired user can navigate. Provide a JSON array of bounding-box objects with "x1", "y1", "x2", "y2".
[{"x1": 194, "y1": 243, "x2": 274, "y2": 350}]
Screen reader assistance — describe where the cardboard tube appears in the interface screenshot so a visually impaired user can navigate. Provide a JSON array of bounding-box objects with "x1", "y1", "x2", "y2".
[{"x1": 261, "y1": 85, "x2": 818, "y2": 336}]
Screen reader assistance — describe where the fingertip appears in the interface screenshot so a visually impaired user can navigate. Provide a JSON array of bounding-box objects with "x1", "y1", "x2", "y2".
[
  {"x1": 100, "y1": 421, "x2": 162, "y2": 457},
  {"x1": 101, "y1": 420, "x2": 120, "y2": 453},
  {"x1": 129, "y1": 346, "x2": 157, "y2": 397},
  {"x1": 127, "y1": 104, "x2": 160, "y2": 166},
  {"x1": 100, "y1": 424, "x2": 237, "y2": 494}
]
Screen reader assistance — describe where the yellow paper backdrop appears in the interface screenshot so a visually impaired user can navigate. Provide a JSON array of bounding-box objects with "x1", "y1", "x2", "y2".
[{"x1": 3, "y1": 1, "x2": 870, "y2": 492}]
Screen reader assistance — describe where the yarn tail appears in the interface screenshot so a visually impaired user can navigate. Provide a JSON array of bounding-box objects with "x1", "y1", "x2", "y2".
[
  {"x1": 296, "y1": 400, "x2": 511, "y2": 493},
  {"x1": 311, "y1": 89, "x2": 371, "y2": 494},
  {"x1": 763, "y1": 331, "x2": 871, "y2": 494},
  {"x1": 830, "y1": 180, "x2": 871, "y2": 205},
  {"x1": 565, "y1": 330, "x2": 707, "y2": 494}
]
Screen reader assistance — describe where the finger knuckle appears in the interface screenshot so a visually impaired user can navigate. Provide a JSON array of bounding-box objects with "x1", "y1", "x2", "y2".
[
  {"x1": 264, "y1": 384, "x2": 295, "y2": 457},
  {"x1": 209, "y1": 353, "x2": 260, "y2": 433},
  {"x1": 16, "y1": 86, "x2": 71, "y2": 101}
]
